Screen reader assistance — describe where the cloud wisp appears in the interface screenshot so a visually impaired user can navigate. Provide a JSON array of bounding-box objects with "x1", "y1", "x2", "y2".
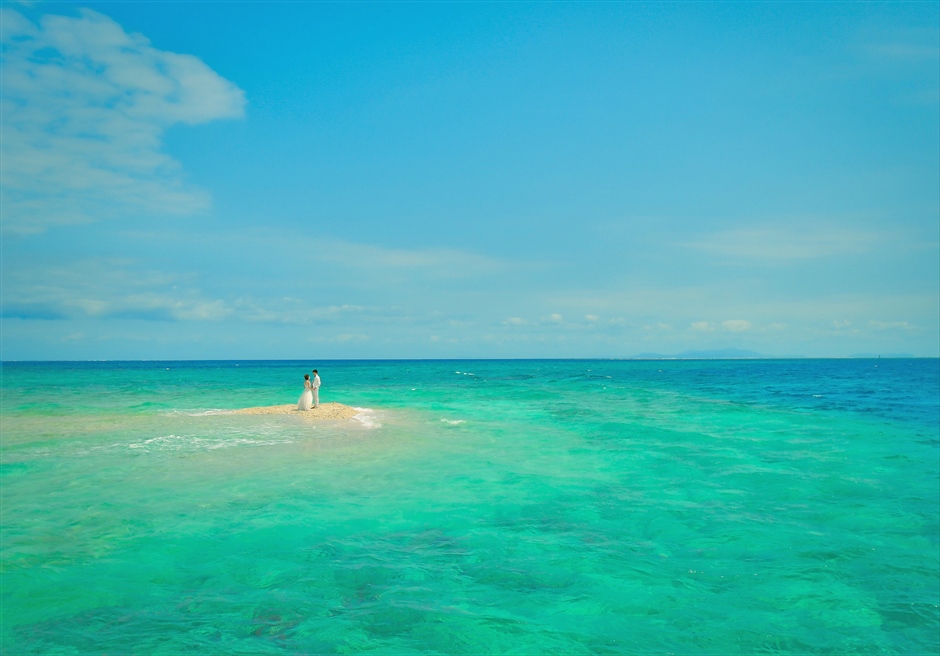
[
  {"x1": 683, "y1": 226, "x2": 885, "y2": 262},
  {"x1": 0, "y1": 8, "x2": 245, "y2": 235},
  {"x1": 0, "y1": 234, "x2": 509, "y2": 327},
  {"x1": 309, "y1": 238, "x2": 511, "y2": 277},
  {"x1": 1, "y1": 258, "x2": 232, "y2": 322}
]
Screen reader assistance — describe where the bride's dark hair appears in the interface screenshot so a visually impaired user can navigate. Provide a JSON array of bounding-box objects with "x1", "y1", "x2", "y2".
[{"x1": 304, "y1": 374, "x2": 310, "y2": 380}]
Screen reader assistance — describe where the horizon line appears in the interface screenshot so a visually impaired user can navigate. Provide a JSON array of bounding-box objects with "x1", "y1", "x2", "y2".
[{"x1": 1, "y1": 356, "x2": 934, "y2": 364}]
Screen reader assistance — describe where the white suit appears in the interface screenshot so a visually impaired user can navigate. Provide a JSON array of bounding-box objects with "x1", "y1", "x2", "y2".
[{"x1": 311, "y1": 374, "x2": 321, "y2": 407}]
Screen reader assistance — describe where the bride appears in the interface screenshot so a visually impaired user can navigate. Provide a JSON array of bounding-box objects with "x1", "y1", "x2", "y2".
[{"x1": 297, "y1": 374, "x2": 314, "y2": 411}]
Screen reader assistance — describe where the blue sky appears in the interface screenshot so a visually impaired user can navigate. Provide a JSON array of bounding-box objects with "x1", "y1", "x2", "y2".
[{"x1": 1, "y1": 1, "x2": 938, "y2": 359}]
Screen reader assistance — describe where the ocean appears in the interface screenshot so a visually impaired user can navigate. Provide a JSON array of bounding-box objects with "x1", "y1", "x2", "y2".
[{"x1": 1, "y1": 359, "x2": 938, "y2": 654}]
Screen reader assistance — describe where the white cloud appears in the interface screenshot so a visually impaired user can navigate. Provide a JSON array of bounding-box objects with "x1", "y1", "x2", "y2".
[
  {"x1": 335, "y1": 333, "x2": 370, "y2": 343},
  {"x1": 311, "y1": 238, "x2": 508, "y2": 276},
  {"x1": 721, "y1": 319, "x2": 752, "y2": 332},
  {"x1": 0, "y1": 258, "x2": 234, "y2": 321},
  {"x1": 869, "y1": 320, "x2": 911, "y2": 330},
  {"x1": 585, "y1": 314, "x2": 600, "y2": 322},
  {"x1": 869, "y1": 43, "x2": 940, "y2": 60},
  {"x1": 549, "y1": 284, "x2": 937, "y2": 331},
  {"x1": 684, "y1": 226, "x2": 883, "y2": 261},
  {"x1": 308, "y1": 333, "x2": 371, "y2": 344},
  {"x1": 235, "y1": 302, "x2": 368, "y2": 325},
  {"x1": 119, "y1": 228, "x2": 515, "y2": 289},
  {"x1": 0, "y1": 8, "x2": 245, "y2": 234},
  {"x1": 1, "y1": 257, "x2": 378, "y2": 326}
]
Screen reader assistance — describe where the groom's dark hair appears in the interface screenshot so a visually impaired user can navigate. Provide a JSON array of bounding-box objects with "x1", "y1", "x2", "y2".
[{"x1": 313, "y1": 369, "x2": 318, "y2": 373}]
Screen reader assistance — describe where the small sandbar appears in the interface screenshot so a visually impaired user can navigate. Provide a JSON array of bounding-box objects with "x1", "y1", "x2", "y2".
[{"x1": 233, "y1": 402, "x2": 359, "y2": 420}]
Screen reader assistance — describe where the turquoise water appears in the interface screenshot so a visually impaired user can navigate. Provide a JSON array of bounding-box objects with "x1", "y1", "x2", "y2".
[{"x1": 2, "y1": 359, "x2": 938, "y2": 654}]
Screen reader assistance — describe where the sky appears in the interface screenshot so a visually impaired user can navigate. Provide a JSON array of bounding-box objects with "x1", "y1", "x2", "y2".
[{"x1": 1, "y1": 1, "x2": 938, "y2": 360}]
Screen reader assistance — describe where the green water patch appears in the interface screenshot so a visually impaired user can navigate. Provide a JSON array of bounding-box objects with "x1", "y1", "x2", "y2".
[{"x1": 1, "y1": 360, "x2": 937, "y2": 653}]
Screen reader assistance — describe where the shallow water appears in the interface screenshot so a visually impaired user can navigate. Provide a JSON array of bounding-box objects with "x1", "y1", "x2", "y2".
[{"x1": 2, "y1": 359, "x2": 938, "y2": 654}]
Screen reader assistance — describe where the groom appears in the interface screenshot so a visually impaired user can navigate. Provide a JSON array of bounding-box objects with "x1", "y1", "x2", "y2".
[{"x1": 311, "y1": 369, "x2": 321, "y2": 408}]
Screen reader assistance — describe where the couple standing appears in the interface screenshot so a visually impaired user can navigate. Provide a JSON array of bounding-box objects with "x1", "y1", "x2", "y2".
[{"x1": 298, "y1": 369, "x2": 321, "y2": 411}]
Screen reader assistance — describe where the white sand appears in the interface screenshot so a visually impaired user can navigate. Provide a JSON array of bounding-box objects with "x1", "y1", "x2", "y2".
[{"x1": 233, "y1": 402, "x2": 358, "y2": 420}]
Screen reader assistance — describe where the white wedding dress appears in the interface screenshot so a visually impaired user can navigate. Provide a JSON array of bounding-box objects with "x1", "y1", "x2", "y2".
[{"x1": 298, "y1": 380, "x2": 313, "y2": 411}]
